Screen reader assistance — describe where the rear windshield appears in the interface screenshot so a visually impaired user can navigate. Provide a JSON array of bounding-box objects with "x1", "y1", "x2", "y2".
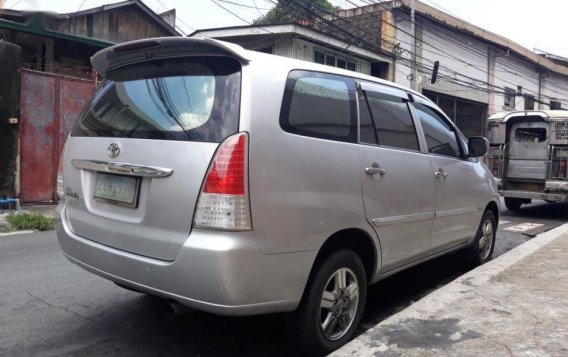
[
  {"x1": 515, "y1": 127, "x2": 546, "y2": 142},
  {"x1": 72, "y1": 57, "x2": 241, "y2": 142}
]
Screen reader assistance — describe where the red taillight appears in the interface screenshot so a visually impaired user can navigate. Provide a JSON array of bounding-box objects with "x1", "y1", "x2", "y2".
[
  {"x1": 560, "y1": 160, "x2": 567, "y2": 178},
  {"x1": 203, "y1": 134, "x2": 246, "y2": 195},
  {"x1": 193, "y1": 132, "x2": 251, "y2": 231}
]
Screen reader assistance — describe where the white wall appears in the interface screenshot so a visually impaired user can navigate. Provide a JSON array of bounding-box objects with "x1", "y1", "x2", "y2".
[
  {"x1": 493, "y1": 54, "x2": 539, "y2": 112},
  {"x1": 392, "y1": 11, "x2": 568, "y2": 115},
  {"x1": 542, "y1": 72, "x2": 568, "y2": 110}
]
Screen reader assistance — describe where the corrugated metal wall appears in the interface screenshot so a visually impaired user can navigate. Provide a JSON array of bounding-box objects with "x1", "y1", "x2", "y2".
[
  {"x1": 19, "y1": 69, "x2": 94, "y2": 203},
  {"x1": 57, "y1": 7, "x2": 172, "y2": 44}
]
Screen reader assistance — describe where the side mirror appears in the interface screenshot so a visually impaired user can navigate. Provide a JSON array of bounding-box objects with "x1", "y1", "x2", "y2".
[{"x1": 468, "y1": 136, "x2": 489, "y2": 157}]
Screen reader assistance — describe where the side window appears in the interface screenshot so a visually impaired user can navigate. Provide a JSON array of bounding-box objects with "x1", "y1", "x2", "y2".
[
  {"x1": 280, "y1": 71, "x2": 357, "y2": 142},
  {"x1": 414, "y1": 103, "x2": 461, "y2": 158},
  {"x1": 359, "y1": 90, "x2": 420, "y2": 151}
]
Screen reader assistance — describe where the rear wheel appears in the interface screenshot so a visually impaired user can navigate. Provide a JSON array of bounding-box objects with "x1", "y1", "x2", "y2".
[
  {"x1": 504, "y1": 197, "x2": 522, "y2": 211},
  {"x1": 293, "y1": 250, "x2": 367, "y2": 356}
]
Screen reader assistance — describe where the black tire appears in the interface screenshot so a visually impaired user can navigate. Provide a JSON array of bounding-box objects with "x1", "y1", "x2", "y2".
[
  {"x1": 292, "y1": 249, "x2": 367, "y2": 356},
  {"x1": 504, "y1": 197, "x2": 522, "y2": 211},
  {"x1": 465, "y1": 210, "x2": 497, "y2": 266}
]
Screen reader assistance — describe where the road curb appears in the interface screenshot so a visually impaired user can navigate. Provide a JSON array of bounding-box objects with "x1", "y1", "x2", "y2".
[
  {"x1": 331, "y1": 222, "x2": 568, "y2": 356},
  {"x1": 0, "y1": 230, "x2": 36, "y2": 237}
]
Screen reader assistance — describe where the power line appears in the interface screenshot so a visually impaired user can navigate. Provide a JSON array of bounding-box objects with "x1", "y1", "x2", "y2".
[
  {"x1": 216, "y1": 0, "x2": 272, "y2": 11},
  {"x1": 276, "y1": 0, "x2": 568, "y2": 104}
]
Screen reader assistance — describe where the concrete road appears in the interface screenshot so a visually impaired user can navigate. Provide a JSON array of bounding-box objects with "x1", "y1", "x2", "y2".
[{"x1": 1, "y1": 201, "x2": 565, "y2": 356}]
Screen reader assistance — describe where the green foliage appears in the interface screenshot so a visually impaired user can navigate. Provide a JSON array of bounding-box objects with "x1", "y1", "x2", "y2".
[
  {"x1": 254, "y1": 0, "x2": 339, "y2": 25},
  {"x1": 6, "y1": 213, "x2": 56, "y2": 231}
]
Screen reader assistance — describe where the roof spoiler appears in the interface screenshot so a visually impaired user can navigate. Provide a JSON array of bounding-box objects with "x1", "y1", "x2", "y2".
[{"x1": 91, "y1": 37, "x2": 250, "y2": 76}]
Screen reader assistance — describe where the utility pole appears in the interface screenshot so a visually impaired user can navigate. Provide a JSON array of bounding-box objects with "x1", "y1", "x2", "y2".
[{"x1": 410, "y1": 0, "x2": 417, "y2": 90}]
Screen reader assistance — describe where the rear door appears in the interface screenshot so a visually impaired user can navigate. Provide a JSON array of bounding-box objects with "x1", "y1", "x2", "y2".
[
  {"x1": 62, "y1": 56, "x2": 242, "y2": 261},
  {"x1": 358, "y1": 83, "x2": 435, "y2": 271},
  {"x1": 507, "y1": 121, "x2": 549, "y2": 180}
]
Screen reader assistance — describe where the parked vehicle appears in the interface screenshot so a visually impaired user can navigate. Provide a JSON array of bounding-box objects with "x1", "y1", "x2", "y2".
[
  {"x1": 56, "y1": 37, "x2": 499, "y2": 355},
  {"x1": 486, "y1": 110, "x2": 568, "y2": 210}
]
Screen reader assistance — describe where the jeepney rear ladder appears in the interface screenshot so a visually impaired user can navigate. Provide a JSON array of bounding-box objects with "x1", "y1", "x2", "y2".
[
  {"x1": 487, "y1": 144, "x2": 506, "y2": 178},
  {"x1": 549, "y1": 145, "x2": 568, "y2": 180}
]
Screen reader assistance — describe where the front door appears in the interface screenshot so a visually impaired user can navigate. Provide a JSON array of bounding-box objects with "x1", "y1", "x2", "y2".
[
  {"x1": 358, "y1": 83, "x2": 435, "y2": 271},
  {"x1": 413, "y1": 102, "x2": 483, "y2": 252}
]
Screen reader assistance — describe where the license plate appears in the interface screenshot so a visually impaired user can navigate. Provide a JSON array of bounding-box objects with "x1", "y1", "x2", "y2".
[{"x1": 93, "y1": 173, "x2": 140, "y2": 208}]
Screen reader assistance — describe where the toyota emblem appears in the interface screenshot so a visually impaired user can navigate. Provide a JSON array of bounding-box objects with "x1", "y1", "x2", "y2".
[{"x1": 107, "y1": 143, "x2": 121, "y2": 158}]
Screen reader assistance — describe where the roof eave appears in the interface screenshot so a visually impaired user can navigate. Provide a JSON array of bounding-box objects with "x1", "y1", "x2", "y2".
[
  {"x1": 393, "y1": 0, "x2": 568, "y2": 77},
  {"x1": 191, "y1": 23, "x2": 393, "y2": 63},
  {"x1": 0, "y1": 18, "x2": 113, "y2": 48}
]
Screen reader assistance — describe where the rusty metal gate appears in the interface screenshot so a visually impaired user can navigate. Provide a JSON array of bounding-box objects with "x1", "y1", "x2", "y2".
[
  {"x1": 423, "y1": 90, "x2": 488, "y2": 138},
  {"x1": 20, "y1": 69, "x2": 95, "y2": 203}
]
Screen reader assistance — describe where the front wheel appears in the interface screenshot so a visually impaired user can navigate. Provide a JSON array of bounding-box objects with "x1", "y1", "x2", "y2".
[
  {"x1": 293, "y1": 250, "x2": 367, "y2": 356},
  {"x1": 465, "y1": 210, "x2": 497, "y2": 266}
]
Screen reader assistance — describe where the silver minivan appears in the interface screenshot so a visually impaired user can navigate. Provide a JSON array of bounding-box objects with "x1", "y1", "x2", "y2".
[{"x1": 56, "y1": 37, "x2": 499, "y2": 355}]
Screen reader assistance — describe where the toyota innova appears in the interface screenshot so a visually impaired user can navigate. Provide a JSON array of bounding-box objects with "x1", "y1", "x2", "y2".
[{"x1": 56, "y1": 37, "x2": 499, "y2": 355}]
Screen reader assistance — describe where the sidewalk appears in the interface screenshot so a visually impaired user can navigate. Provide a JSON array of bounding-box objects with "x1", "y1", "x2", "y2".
[
  {"x1": 333, "y1": 224, "x2": 568, "y2": 357},
  {"x1": 21, "y1": 204, "x2": 57, "y2": 218}
]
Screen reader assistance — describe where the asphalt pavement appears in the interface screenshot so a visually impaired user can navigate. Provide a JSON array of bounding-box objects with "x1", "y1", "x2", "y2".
[{"x1": 1, "y1": 200, "x2": 566, "y2": 356}]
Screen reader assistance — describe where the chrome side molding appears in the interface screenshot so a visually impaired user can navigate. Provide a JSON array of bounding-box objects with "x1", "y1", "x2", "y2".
[
  {"x1": 372, "y1": 212, "x2": 435, "y2": 226},
  {"x1": 71, "y1": 160, "x2": 173, "y2": 178}
]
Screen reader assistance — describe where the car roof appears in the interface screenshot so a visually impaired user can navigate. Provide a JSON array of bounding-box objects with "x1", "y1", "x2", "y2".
[{"x1": 488, "y1": 110, "x2": 568, "y2": 122}]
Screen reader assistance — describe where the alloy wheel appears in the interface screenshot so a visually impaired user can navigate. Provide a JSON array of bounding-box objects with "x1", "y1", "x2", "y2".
[
  {"x1": 319, "y1": 267, "x2": 360, "y2": 341},
  {"x1": 478, "y1": 219, "x2": 494, "y2": 260}
]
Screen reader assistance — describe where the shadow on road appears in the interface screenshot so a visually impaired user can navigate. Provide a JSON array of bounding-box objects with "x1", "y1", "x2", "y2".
[
  {"x1": 79, "y1": 253, "x2": 473, "y2": 357},
  {"x1": 502, "y1": 201, "x2": 568, "y2": 221}
]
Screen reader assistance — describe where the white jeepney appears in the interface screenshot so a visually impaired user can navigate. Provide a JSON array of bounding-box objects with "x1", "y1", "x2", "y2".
[{"x1": 486, "y1": 110, "x2": 568, "y2": 210}]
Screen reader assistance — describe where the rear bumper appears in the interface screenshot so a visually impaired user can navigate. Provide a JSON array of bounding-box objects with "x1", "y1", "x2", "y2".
[
  {"x1": 56, "y1": 203, "x2": 316, "y2": 316},
  {"x1": 499, "y1": 190, "x2": 568, "y2": 202}
]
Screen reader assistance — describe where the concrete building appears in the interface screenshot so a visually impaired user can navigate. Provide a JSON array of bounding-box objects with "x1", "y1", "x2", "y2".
[{"x1": 190, "y1": 23, "x2": 393, "y2": 79}]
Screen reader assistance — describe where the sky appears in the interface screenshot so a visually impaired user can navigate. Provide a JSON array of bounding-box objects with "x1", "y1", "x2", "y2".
[{"x1": 3, "y1": 0, "x2": 567, "y2": 58}]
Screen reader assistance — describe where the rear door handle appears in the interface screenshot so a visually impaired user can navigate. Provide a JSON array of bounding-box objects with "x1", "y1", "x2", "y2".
[{"x1": 365, "y1": 163, "x2": 386, "y2": 176}]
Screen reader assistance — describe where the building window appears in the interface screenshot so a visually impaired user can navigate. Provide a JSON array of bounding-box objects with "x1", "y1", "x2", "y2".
[
  {"x1": 314, "y1": 50, "x2": 358, "y2": 72},
  {"x1": 314, "y1": 51, "x2": 325, "y2": 64},
  {"x1": 346, "y1": 62, "x2": 357, "y2": 71},
  {"x1": 325, "y1": 54, "x2": 336, "y2": 66},
  {"x1": 551, "y1": 100, "x2": 562, "y2": 110},
  {"x1": 525, "y1": 95, "x2": 535, "y2": 110},
  {"x1": 504, "y1": 87, "x2": 516, "y2": 109}
]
